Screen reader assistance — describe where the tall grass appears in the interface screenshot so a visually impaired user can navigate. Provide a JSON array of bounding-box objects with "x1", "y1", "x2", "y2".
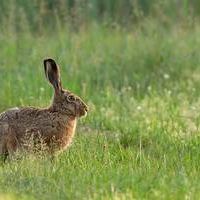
[
  {"x1": 1, "y1": 1, "x2": 200, "y2": 199},
  {"x1": 0, "y1": 19, "x2": 200, "y2": 198},
  {"x1": 0, "y1": 0, "x2": 199, "y2": 33}
]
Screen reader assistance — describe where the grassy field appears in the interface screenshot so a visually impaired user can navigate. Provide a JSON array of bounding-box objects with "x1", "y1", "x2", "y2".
[{"x1": 1, "y1": 20, "x2": 200, "y2": 199}]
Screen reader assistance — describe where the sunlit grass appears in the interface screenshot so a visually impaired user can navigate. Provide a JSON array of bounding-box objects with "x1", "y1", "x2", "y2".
[{"x1": 1, "y1": 21, "x2": 200, "y2": 199}]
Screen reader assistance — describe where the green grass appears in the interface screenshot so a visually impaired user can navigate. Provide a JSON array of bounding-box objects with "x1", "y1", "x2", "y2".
[
  {"x1": 0, "y1": 0, "x2": 200, "y2": 31},
  {"x1": 1, "y1": 21, "x2": 200, "y2": 199}
]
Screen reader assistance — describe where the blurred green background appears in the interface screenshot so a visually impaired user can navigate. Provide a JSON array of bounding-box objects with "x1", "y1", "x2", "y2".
[{"x1": 0, "y1": 0, "x2": 198, "y2": 32}]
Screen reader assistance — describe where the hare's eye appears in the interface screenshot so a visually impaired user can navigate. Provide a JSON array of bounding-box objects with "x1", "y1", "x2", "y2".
[{"x1": 67, "y1": 95, "x2": 75, "y2": 102}]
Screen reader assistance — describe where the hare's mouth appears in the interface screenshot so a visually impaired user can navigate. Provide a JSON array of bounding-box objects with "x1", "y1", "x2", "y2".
[
  {"x1": 80, "y1": 109, "x2": 87, "y2": 117},
  {"x1": 79, "y1": 107, "x2": 88, "y2": 118}
]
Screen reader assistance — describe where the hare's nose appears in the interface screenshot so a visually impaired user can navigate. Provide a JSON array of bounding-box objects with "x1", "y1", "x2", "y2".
[{"x1": 84, "y1": 104, "x2": 88, "y2": 112}]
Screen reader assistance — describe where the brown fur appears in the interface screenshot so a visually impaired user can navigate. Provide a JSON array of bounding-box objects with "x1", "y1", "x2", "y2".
[{"x1": 0, "y1": 58, "x2": 88, "y2": 160}]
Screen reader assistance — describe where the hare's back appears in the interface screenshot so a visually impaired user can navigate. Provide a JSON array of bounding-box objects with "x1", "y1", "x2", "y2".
[
  {"x1": 0, "y1": 107, "x2": 59, "y2": 140},
  {"x1": 0, "y1": 107, "x2": 21, "y2": 146},
  {"x1": 0, "y1": 107, "x2": 51, "y2": 128},
  {"x1": 0, "y1": 107, "x2": 21, "y2": 122},
  {"x1": 0, "y1": 107, "x2": 54, "y2": 125},
  {"x1": 0, "y1": 107, "x2": 65, "y2": 134}
]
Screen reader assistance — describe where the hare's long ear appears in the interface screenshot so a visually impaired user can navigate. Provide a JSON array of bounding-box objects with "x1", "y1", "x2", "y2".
[{"x1": 43, "y1": 58, "x2": 62, "y2": 94}]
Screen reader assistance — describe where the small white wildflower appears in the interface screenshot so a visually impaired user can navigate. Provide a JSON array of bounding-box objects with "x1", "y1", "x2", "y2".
[
  {"x1": 137, "y1": 106, "x2": 142, "y2": 110},
  {"x1": 147, "y1": 86, "x2": 152, "y2": 91},
  {"x1": 168, "y1": 90, "x2": 171, "y2": 95},
  {"x1": 127, "y1": 86, "x2": 132, "y2": 91},
  {"x1": 40, "y1": 87, "x2": 45, "y2": 92},
  {"x1": 192, "y1": 88, "x2": 196, "y2": 92},
  {"x1": 163, "y1": 74, "x2": 170, "y2": 79},
  {"x1": 191, "y1": 106, "x2": 196, "y2": 110}
]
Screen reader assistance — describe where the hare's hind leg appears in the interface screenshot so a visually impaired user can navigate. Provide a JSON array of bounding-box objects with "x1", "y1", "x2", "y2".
[
  {"x1": 0, "y1": 141, "x2": 8, "y2": 162},
  {"x1": 0, "y1": 124, "x2": 18, "y2": 161},
  {"x1": 0, "y1": 125, "x2": 9, "y2": 162},
  {"x1": 6, "y1": 127, "x2": 19, "y2": 159}
]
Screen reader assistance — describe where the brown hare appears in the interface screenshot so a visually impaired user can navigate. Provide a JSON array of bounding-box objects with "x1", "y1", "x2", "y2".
[{"x1": 0, "y1": 58, "x2": 88, "y2": 160}]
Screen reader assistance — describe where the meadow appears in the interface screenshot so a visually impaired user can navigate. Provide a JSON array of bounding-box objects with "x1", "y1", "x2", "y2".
[{"x1": 1, "y1": 1, "x2": 200, "y2": 199}]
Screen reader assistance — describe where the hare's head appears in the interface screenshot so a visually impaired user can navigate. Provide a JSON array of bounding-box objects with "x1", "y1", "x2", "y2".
[{"x1": 44, "y1": 58, "x2": 88, "y2": 118}]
